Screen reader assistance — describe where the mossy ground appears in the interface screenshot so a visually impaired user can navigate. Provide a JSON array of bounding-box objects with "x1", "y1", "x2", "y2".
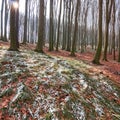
[{"x1": 0, "y1": 47, "x2": 120, "y2": 120}]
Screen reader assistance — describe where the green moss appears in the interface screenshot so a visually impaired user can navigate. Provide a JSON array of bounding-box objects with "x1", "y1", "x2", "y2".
[
  {"x1": 18, "y1": 92, "x2": 32, "y2": 102},
  {"x1": 45, "y1": 113, "x2": 53, "y2": 120},
  {"x1": 61, "y1": 70, "x2": 71, "y2": 75},
  {"x1": 62, "y1": 83, "x2": 72, "y2": 91},
  {"x1": 1, "y1": 107, "x2": 8, "y2": 114},
  {"x1": 70, "y1": 91, "x2": 80, "y2": 102},
  {"x1": 62, "y1": 108, "x2": 75, "y2": 120},
  {"x1": 0, "y1": 88, "x2": 13, "y2": 98},
  {"x1": 7, "y1": 76, "x2": 18, "y2": 84}
]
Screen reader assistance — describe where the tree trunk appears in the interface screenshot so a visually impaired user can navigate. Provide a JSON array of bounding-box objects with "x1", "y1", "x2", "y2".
[
  {"x1": 118, "y1": 9, "x2": 120, "y2": 62},
  {"x1": 118, "y1": 28, "x2": 120, "y2": 62},
  {"x1": 49, "y1": 0, "x2": 54, "y2": 51},
  {"x1": 4, "y1": 0, "x2": 8, "y2": 42},
  {"x1": 92, "y1": 0, "x2": 103, "y2": 64},
  {"x1": 23, "y1": 0, "x2": 28, "y2": 44},
  {"x1": 1, "y1": 0, "x2": 4, "y2": 40},
  {"x1": 103, "y1": 0, "x2": 113, "y2": 61},
  {"x1": 66, "y1": 0, "x2": 71, "y2": 51},
  {"x1": 15, "y1": 0, "x2": 20, "y2": 48},
  {"x1": 112, "y1": 1, "x2": 116, "y2": 60},
  {"x1": 71, "y1": 0, "x2": 80, "y2": 56},
  {"x1": 35, "y1": 0, "x2": 44, "y2": 53},
  {"x1": 62, "y1": 2, "x2": 66, "y2": 50},
  {"x1": 56, "y1": 0, "x2": 62, "y2": 51},
  {"x1": 9, "y1": 3, "x2": 18, "y2": 51},
  {"x1": 91, "y1": 4, "x2": 95, "y2": 49},
  {"x1": 27, "y1": 1, "x2": 31, "y2": 43}
]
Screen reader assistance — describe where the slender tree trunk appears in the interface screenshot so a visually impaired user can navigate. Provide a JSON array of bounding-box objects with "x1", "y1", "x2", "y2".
[
  {"x1": 23, "y1": 0, "x2": 28, "y2": 44},
  {"x1": 103, "y1": 0, "x2": 113, "y2": 61},
  {"x1": 9, "y1": 3, "x2": 18, "y2": 51},
  {"x1": 1, "y1": 0, "x2": 4, "y2": 40},
  {"x1": 4, "y1": 0, "x2": 8, "y2": 42},
  {"x1": 15, "y1": 0, "x2": 20, "y2": 48},
  {"x1": 71, "y1": 0, "x2": 80, "y2": 56},
  {"x1": 62, "y1": 2, "x2": 66, "y2": 50},
  {"x1": 118, "y1": 28, "x2": 120, "y2": 62},
  {"x1": 49, "y1": 0, "x2": 54, "y2": 51},
  {"x1": 35, "y1": 0, "x2": 44, "y2": 53},
  {"x1": 103, "y1": 0, "x2": 109, "y2": 61},
  {"x1": 91, "y1": 5, "x2": 94, "y2": 49},
  {"x1": 112, "y1": 1, "x2": 116, "y2": 60},
  {"x1": 56, "y1": 0, "x2": 62, "y2": 51},
  {"x1": 118, "y1": 9, "x2": 120, "y2": 62},
  {"x1": 65, "y1": 1, "x2": 68, "y2": 50},
  {"x1": 92, "y1": 0, "x2": 103, "y2": 64},
  {"x1": 66, "y1": 0, "x2": 71, "y2": 51},
  {"x1": 28, "y1": 1, "x2": 31, "y2": 43},
  {"x1": 70, "y1": 4, "x2": 74, "y2": 46},
  {"x1": 31, "y1": 13, "x2": 35, "y2": 43},
  {"x1": 109, "y1": 29, "x2": 112, "y2": 54}
]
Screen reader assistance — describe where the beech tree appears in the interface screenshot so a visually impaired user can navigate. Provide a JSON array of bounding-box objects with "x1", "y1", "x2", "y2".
[
  {"x1": 112, "y1": 0, "x2": 116, "y2": 60},
  {"x1": 103, "y1": 0, "x2": 113, "y2": 61},
  {"x1": 62, "y1": 0, "x2": 65, "y2": 50},
  {"x1": 66, "y1": 0, "x2": 72, "y2": 51},
  {"x1": 49, "y1": 0, "x2": 54, "y2": 51},
  {"x1": 71, "y1": 0, "x2": 80, "y2": 56},
  {"x1": 16, "y1": 0, "x2": 20, "y2": 48},
  {"x1": 56, "y1": 0, "x2": 62, "y2": 51},
  {"x1": 4, "y1": 0, "x2": 9, "y2": 42},
  {"x1": 23, "y1": 0, "x2": 28, "y2": 44},
  {"x1": 9, "y1": 1, "x2": 19, "y2": 51},
  {"x1": 92, "y1": 0, "x2": 103, "y2": 64},
  {"x1": 35, "y1": 0, "x2": 44, "y2": 53},
  {"x1": 0, "y1": 0, "x2": 4, "y2": 40},
  {"x1": 118, "y1": 7, "x2": 120, "y2": 62}
]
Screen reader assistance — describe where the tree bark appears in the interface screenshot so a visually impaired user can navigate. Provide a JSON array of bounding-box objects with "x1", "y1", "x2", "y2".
[
  {"x1": 56, "y1": 0, "x2": 62, "y2": 51},
  {"x1": 103, "y1": 0, "x2": 113, "y2": 61},
  {"x1": 35, "y1": 0, "x2": 44, "y2": 53},
  {"x1": 62, "y1": 1, "x2": 65, "y2": 50},
  {"x1": 112, "y1": 1, "x2": 116, "y2": 60},
  {"x1": 66, "y1": 0, "x2": 71, "y2": 51},
  {"x1": 49, "y1": 0, "x2": 54, "y2": 51},
  {"x1": 15, "y1": 0, "x2": 20, "y2": 48},
  {"x1": 9, "y1": 3, "x2": 18, "y2": 51},
  {"x1": 92, "y1": 0, "x2": 103, "y2": 64},
  {"x1": 118, "y1": 9, "x2": 120, "y2": 62},
  {"x1": 118, "y1": 28, "x2": 120, "y2": 62},
  {"x1": 4, "y1": 0, "x2": 8, "y2": 42},
  {"x1": 0, "y1": 0, "x2": 4, "y2": 40},
  {"x1": 71, "y1": 0, "x2": 80, "y2": 56},
  {"x1": 23, "y1": 0, "x2": 28, "y2": 44}
]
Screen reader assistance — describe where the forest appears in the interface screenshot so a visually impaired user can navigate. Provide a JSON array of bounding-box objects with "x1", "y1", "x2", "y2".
[{"x1": 0, "y1": 0, "x2": 120, "y2": 119}]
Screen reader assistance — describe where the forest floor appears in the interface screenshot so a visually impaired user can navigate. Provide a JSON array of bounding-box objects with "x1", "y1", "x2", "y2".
[
  {"x1": 0, "y1": 41, "x2": 120, "y2": 120},
  {"x1": 45, "y1": 48, "x2": 120, "y2": 87}
]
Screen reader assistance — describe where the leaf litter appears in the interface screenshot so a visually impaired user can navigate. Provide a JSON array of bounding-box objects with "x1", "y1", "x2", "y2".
[{"x1": 0, "y1": 48, "x2": 120, "y2": 120}]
